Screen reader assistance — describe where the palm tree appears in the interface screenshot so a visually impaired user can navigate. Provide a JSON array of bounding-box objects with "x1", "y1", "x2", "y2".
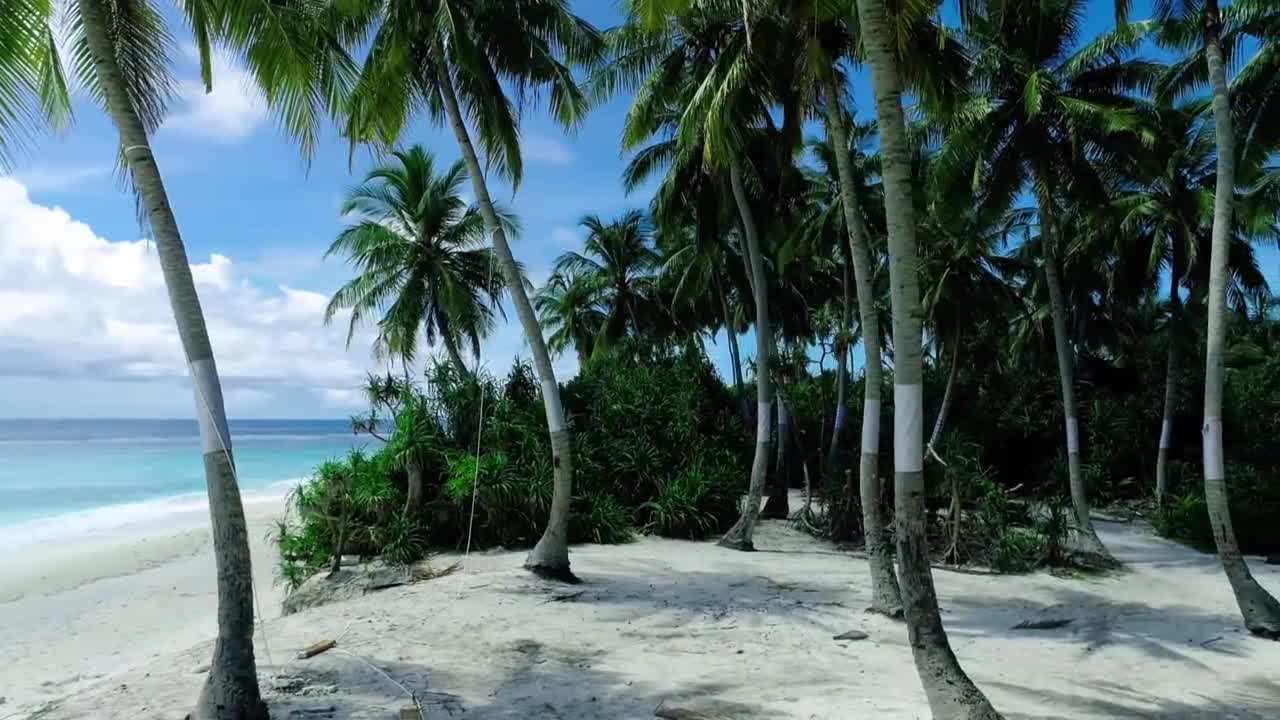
[
  {"x1": 1155, "y1": 0, "x2": 1280, "y2": 637},
  {"x1": 534, "y1": 269, "x2": 609, "y2": 367},
  {"x1": 821, "y1": 85, "x2": 903, "y2": 614},
  {"x1": 549, "y1": 210, "x2": 661, "y2": 357},
  {"x1": 1108, "y1": 100, "x2": 1275, "y2": 504},
  {"x1": 853, "y1": 0, "x2": 1002, "y2": 715},
  {"x1": 339, "y1": 0, "x2": 603, "y2": 581},
  {"x1": 600, "y1": 3, "x2": 780, "y2": 550},
  {"x1": 324, "y1": 146, "x2": 515, "y2": 377},
  {"x1": 0, "y1": 0, "x2": 347, "y2": 712},
  {"x1": 938, "y1": 0, "x2": 1160, "y2": 567}
]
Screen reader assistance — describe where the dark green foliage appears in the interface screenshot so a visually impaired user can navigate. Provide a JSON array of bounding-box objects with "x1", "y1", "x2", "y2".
[
  {"x1": 275, "y1": 342, "x2": 748, "y2": 584},
  {"x1": 1155, "y1": 464, "x2": 1280, "y2": 555}
]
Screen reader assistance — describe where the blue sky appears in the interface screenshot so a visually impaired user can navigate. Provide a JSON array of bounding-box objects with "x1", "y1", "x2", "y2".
[{"x1": 0, "y1": 0, "x2": 1272, "y2": 418}]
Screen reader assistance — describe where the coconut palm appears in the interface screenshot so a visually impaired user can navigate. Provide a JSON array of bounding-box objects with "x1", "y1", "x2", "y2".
[
  {"x1": 0, "y1": 0, "x2": 352, "y2": 713},
  {"x1": 853, "y1": 0, "x2": 1003, "y2": 715},
  {"x1": 324, "y1": 145, "x2": 516, "y2": 376},
  {"x1": 937, "y1": 0, "x2": 1161, "y2": 566},
  {"x1": 1106, "y1": 99, "x2": 1275, "y2": 504},
  {"x1": 600, "y1": 2, "x2": 782, "y2": 550},
  {"x1": 534, "y1": 269, "x2": 609, "y2": 367},
  {"x1": 549, "y1": 210, "x2": 661, "y2": 357},
  {"x1": 335, "y1": 0, "x2": 603, "y2": 581},
  {"x1": 1153, "y1": 0, "x2": 1280, "y2": 637}
]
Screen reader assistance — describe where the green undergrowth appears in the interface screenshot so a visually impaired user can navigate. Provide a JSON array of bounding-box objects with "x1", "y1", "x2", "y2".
[{"x1": 275, "y1": 342, "x2": 748, "y2": 588}]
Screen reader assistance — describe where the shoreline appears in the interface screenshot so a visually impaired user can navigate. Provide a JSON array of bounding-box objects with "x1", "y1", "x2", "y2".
[{"x1": 0, "y1": 491, "x2": 291, "y2": 710}]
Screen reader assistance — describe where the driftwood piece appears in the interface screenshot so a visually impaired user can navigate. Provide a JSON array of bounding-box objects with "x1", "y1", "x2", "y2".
[
  {"x1": 655, "y1": 709, "x2": 734, "y2": 720},
  {"x1": 1011, "y1": 618, "x2": 1074, "y2": 630},
  {"x1": 832, "y1": 630, "x2": 869, "y2": 641},
  {"x1": 296, "y1": 639, "x2": 337, "y2": 659}
]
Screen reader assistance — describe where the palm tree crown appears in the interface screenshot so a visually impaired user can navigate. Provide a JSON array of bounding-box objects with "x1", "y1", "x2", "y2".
[{"x1": 325, "y1": 145, "x2": 517, "y2": 372}]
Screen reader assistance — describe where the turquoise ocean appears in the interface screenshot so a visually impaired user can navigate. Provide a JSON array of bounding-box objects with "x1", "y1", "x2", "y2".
[{"x1": 0, "y1": 419, "x2": 370, "y2": 548}]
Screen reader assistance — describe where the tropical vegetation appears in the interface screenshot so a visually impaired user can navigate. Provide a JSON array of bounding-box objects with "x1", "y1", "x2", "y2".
[{"x1": 5, "y1": 0, "x2": 1280, "y2": 716}]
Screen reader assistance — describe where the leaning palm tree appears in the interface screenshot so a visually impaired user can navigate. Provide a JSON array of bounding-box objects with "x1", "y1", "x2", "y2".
[
  {"x1": 338, "y1": 0, "x2": 603, "y2": 581},
  {"x1": 1154, "y1": 0, "x2": 1280, "y2": 637},
  {"x1": 324, "y1": 145, "x2": 515, "y2": 377},
  {"x1": 853, "y1": 0, "x2": 1003, "y2": 715},
  {"x1": 550, "y1": 210, "x2": 661, "y2": 357},
  {"x1": 0, "y1": 0, "x2": 335, "y2": 713}
]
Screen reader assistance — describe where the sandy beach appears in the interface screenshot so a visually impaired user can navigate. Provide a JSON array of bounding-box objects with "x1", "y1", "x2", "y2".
[
  {"x1": 2, "y1": 491, "x2": 1280, "y2": 717},
  {"x1": 3, "y1": 493, "x2": 1279, "y2": 719},
  {"x1": 0, "y1": 490, "x2": 289, "y2": 713}
]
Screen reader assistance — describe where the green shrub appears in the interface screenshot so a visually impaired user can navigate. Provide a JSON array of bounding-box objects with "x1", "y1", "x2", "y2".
[
  {"x1": 992, "y1": 527, "x2": 1046, "y2": 572},
  {"x1": 1153, "y1": 463, "x2": 1280, "y2": 555},
  {"x1": 571, "y1": 494, "x2": 635, "y2": 544},
  {"x1": 274, "y1": 343, "x2": 751, "y2": 584}
]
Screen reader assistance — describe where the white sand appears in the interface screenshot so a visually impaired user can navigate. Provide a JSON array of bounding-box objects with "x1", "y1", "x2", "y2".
[
  {"x1": 3, "y1": 495, "x2": 1279, "y2": 719},
  {"x1": 0, "y1": 492, "x2": 288, "y2": 714}
]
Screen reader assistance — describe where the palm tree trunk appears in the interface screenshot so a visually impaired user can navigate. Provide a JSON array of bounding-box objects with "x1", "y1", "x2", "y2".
[
  {"x1": 764, "y1": 396, "x2": 791, "y2": 518},
  {"x1": 824, "y1": 73, "x2": 902, "y2": 615},
  {"x1": 927, "y1": 330, "x2": 961, "y2": 459},
  {"x1": 1038, "y1": 191, "x2": 1114, "y2": 567},
  {"x1": 853, "y1": 0, "x2": 1000, "y2": 714},
  {"x1": 717, "y1": 278, "x2": 750, "y2": 423},
  {"x1": 405, "y1": 458, "x2": 424, "y2": 515},
  {"x1": 432, "y1": 44, "x2": 575, "y2": 582},
  {"x1": 441, "y1": 329, "x2": 470, "y2": 377},
  {"x1": 827, "y1": 255, "x2": 852, "y2": 471},
  {"x1": 74, "y1": 1, "x2": 267, "y2": 716},
  {"x1": 719, "y1": 159, "x2": 772, "y2": 551},
  {"x1": 1201, "y1": 2, "x2": 1280, "y2": 637},
  {"x1": 1156, "y1": 247, "x2": 1182, "y2": 505}
]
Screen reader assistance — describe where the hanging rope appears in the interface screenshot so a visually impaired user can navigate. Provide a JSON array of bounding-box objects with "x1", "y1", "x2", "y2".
[{"x1": 454, "y1": 235, "x2": 497, "y2": 597}]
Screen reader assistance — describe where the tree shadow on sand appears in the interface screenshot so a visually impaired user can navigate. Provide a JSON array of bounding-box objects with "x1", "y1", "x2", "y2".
[{"x1": 993, "y1": 675, "x2": 1280, "y2": 719}]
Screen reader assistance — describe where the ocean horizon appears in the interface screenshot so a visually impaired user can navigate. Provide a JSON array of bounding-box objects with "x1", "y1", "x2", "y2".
[{"x1": 0, "y1": 418, "x2": 374, "y2": 548}]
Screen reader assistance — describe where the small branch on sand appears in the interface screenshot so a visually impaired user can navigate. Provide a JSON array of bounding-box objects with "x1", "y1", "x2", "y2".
[{"x1": 296, "y1": 639, "x2": 337, "y2": 659}]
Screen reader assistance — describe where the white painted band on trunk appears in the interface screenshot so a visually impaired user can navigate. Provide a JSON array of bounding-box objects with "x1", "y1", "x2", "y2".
[
  {"x1": 757, "y1": 401, "x2": 773, "y2": 440},
  {"x1": 894, "y1": 384, "x2": 924, "y2": 473},
  {"x1": 1159, "y1": 419, "x2": 1172, "y2": 450},
  {"x1": 1203, "y1": 416, "x2": 1225, "y2": 480},
  {"x1": 540, "y1": 379, "x2": 566, "y2": 432},
  {"x1": 1065, "y1": 416, "x2": 1080, "y2": 454},
  {"x1": 860, "y1": 399, "x2": 880, "y2": 455},
  {"x1": 190, "y1": 358, "x2": 231, "y2": 454}
]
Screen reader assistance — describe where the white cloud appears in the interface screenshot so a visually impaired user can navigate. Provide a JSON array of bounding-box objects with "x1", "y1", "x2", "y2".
[
  {"x1": 165, "y1": 48, "x2": 266, "y2": 143},
  {"x1": 523, "y1": 135, "x2": 574, "y2": 166},
  {"x1": 8, "y1": 163, "x2": 111, "y2": 192},
  {"x1": 0, "y1": 177, "x2": 376, "y2": 414}
]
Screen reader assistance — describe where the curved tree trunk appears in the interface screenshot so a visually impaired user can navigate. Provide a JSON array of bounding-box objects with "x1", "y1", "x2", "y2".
[
  {"x1": 824, "y1": 74, "x2": 902, "y2": 615},
  {"x1": 1038, "y1": 192, "x2": 1115, "y2": 567},
  {"x1": 827, "y1": 255, "x2": 852, "y2": 471},
  {"x1": 1156, "y1": 247, "x2": 1182, "y2": 505},
  {"x1": 717, "y1": 278, "x2": 750, "y2": 425},
  {"x1": 1201, "y1": 5, "x2": 1280, "y2": 638},
  {"x1": 764, "y1": 396, "x2": 791, "y2": 518},
  {"x1": 853, "y1": 0, "x2": 1001, "y2": 715},
  {"x1": 441, "y1": 329, "x2": 470, "y2": 377},
  {"x1": 927, "y1": 330, "x2": 961, "y2": 459},
  {"x1": 719, "y1": 159, "x2": 773, "y2": 551},
  {"x1": 433, "y1": 45, "x2": 575, "y2": 582},
  {"x1": 75, "y1": 1, "x2": 267, "y2": 716}
]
